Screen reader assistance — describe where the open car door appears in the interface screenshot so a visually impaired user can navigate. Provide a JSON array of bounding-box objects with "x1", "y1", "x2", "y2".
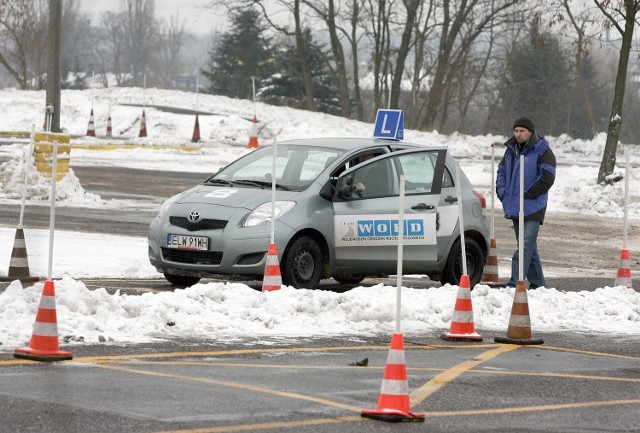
[{"x1": 331, "y1": 148, "x2": 448, "y2": 274}]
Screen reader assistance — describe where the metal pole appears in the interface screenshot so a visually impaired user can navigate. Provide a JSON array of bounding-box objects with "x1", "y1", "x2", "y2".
[
  {"x1": 252, "y1": 77, "x2": 256, "y2": 117},
  {"x1": 48, "y1": 140, "x2": 59, "y2": 280},
  {"x1": 623, "y1": 149, "x2": 629, "y2": 250},
  {"x1": 270, "y1": 138, "x2": 277, "y2": 244},
  {"x1": 490, "y1": 144, "x2": 495, "y2": 239},
  {"x1": 45, "y1": 0, "x2": 62, "y2": 133},
  {"x1": 195, "y1": 75, "x2": 199, "y2": 112},
  {"x1": 19, "y1": 125, "x2": 36, "y2": 229},
  {"x1": 395, "y1": 175, "x2": 406, "y2": 333},
  {"x1": 455, "y1": 161, "x2": 467, "y2": 276},
  {"x1": 518, "y1": 155, "x2": 524, "y2": 282}
]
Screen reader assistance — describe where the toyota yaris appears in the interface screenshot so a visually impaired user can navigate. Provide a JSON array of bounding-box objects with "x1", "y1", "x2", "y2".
[{"x1": 148, "y1": 138, "x2": 490, "y2": 289}]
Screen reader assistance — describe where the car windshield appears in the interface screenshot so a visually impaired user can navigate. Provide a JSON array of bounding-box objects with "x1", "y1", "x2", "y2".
[{"x1": 207, "y1": 144, "x2": 344, "y2": 191}]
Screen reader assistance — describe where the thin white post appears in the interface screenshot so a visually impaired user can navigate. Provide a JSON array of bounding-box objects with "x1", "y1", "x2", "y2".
[
  {"x1": 48, "y1": 140, "x2": 59, "y2": 280},
  {"x1": 623, "y1": 149, "x2": 629, "y2": 249},
  {"x1": 395, "y1": 175, "x2": 406, "y2": 333},
  {"x1": 490, "y1": 144, "x2": 495, "y2": 239},
  {"x1": 518, "y1": 155, "x2": 524, "y2": 281},
  {"x1": 19, "y1": 124, "x2": 35, "y2": 229},
  {"x1": 270, "y1": 137, "x2": 277, "y2": 244},
  {"x1": 455, "y1": 161, "x2": 467, "y2": 276}
]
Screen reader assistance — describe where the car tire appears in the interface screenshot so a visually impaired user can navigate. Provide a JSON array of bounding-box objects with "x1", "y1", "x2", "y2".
[
  {"x1": 332, "y1": 272, "x2": 366, "y2": 285},
  {"x1": 441, "y1": 238, "x2": 483, "y2": 288},
  {"x1": 163, "y1": 273, "x2": 201, "y2": 287},
  {"x1": 282, "y1": 236, "x2": 323, "y2": 289}
]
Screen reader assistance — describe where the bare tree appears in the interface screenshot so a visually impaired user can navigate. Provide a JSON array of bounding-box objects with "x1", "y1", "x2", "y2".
[
  {"x1": 0, "y1": 0, "x2": 48, "y2": 89},
  {"x1": 592, "y1": 0, "x2": 639, "y2": 184},
  {"x1": 420, "y1": 0, "x2": 519, "y2": 132},
  {"x1": 121, "y1": 0, "x2": 160, "y2": 86},
  {"x1": 158, "y1": 12, "x2": 187, "y2": 87}
]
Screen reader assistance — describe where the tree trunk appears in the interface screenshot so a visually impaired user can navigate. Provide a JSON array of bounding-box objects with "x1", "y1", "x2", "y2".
[
  {"x1": 326, "y1": 0, "x2": 351, "y2": 117},
  {"x1": 294, "y1": 0, "x2": 317, "y2": 111},
  {"x1": 597, "y1": 0, "x2": 636, "y2": 184}
]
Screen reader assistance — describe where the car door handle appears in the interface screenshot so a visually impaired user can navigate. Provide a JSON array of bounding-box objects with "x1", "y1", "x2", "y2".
[
  {"x1": 411, "y1": 203, "x2": 435, "y2": 210},
  {"x1": 445, "y1": 196, "x2": 458, "y2": 204}
]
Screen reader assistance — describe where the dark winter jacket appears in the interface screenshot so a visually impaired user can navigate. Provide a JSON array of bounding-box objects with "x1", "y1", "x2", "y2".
[{"x1": 496, "y1": 133, "x2": 556, "y2": 224}]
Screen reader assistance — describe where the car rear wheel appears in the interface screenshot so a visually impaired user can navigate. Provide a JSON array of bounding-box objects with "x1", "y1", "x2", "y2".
[
  {"x1": 441, "y1": 238, "x2": 483, "y2": 288},
  {"x1": 282, "y1": 236, "x2": 323, "y2": 289},
  {"x1": 163, "y1": 273, "x2": 201, "y2": 287},
  {"x1": 332, "y1": 271, "x2": 366, "y2": 285}
]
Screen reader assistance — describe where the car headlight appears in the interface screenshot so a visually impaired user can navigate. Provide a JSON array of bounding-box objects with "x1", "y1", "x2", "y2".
[
  {"x1": 157, "y1": 193, "x2": 182, "y2": 220},
  {"x1": 243, "y1": 201, "x2": 296, "y2": 227}
]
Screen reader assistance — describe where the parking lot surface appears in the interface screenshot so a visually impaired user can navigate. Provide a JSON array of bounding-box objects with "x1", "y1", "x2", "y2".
[{"x1": 1, "y1": 334, "x2": 639, "y2": 433}]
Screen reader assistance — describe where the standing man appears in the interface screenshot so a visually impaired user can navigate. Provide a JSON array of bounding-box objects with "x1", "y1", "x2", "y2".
[{"x1": 497, "y1": 116, "x2": 556, "y2": 288}]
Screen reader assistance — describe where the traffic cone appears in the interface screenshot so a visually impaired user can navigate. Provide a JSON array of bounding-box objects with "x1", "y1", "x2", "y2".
[
  {"x1": 191, "y1": 113, "x2": 201, "y2": 143},
  {"x1": 494, "y1": 280, "x2": 543, "y2": 345},
  {"x1": 262, "y1": 243, "x2": 282, "y2": 292},
  {"x1": 361, "y1": 333, "x2": 425, "y2": 422},
  {"x1": 14, "y1": 280, "x2": 73, "y2": 362},
  {"x1": 614, "y1": 249, "x2": 633, "y2": 288},
  {"x1": 139, "y1": 109, "x2": 147, "y2": 137},
  {"x1": 481, "y1": 238, "x2": 500, "y2": 284},
  {"x1": 86, "y1": 108, "x2": 96, "y2": 136},
  {"x1": 441, "y1": 274, "x2": 482, "y2": 341},
  {"x1": 247, "y1": 115, "x2": 259, "y2": 148},
  {"x1": 0, "y1": 228, "x2": 39, "y2": 283},
  {"x1": 106, "y1": 115, "x2": 113, "y2": 138}
]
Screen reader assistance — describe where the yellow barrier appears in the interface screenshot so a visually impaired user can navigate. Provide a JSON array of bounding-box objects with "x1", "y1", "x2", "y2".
[{"x1": 33, "y1": 132, "x2": 71, "y2": 181}]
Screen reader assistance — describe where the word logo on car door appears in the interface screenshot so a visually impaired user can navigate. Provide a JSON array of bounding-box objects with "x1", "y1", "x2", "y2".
[{"x1": 334, "y1": 214, "x2": 437, "y2": 246}]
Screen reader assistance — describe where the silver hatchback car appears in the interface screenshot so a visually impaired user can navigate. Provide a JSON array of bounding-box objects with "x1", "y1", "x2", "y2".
[{"x1": 148, "y1": 138, "x2": 490, "y2": 289}]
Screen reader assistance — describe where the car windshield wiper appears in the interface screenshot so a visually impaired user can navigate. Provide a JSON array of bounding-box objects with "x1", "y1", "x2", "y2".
[
  {"x1": 234, "y1": 179, "x2": 290, "y2": 190},
  {"x1": 204, "y1": 178, "x2": 234, "y2": 186}
]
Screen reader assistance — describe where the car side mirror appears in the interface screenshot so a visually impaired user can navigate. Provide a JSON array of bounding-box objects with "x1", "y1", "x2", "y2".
[{"x1": 334, "y1": 174, "x2": 353, "y2": 201}]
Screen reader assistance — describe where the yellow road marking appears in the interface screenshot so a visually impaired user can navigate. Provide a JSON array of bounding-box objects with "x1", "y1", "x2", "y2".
[
  {"x1": 150, "y1": 416, "x2": 362, "y2": 433},
  {"x1": 410, "y1": 345, "x2": 520, "y2": 406},
  {"x1": 94, "y1": 364, "x2": 363, "y2": 413},
  {"x1": 428, "y1": 399, "x2": 640, "y2": 417}
]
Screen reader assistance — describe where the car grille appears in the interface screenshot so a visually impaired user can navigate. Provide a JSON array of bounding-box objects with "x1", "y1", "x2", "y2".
[
  {"x1": 161, "y1": 248, "x2": 223, "y2": 265},
  {"x1": 169, "y1": 216, "x2": 228, "y2": 232}
]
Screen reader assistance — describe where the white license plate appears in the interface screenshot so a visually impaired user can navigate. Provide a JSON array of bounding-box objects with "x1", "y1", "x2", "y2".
[{"x1": 167, "y1": 234, "x2": 209, "y2": 251}]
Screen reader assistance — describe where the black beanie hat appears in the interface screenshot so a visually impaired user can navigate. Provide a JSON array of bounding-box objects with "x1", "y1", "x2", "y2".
[{"x1": 513, "y1": 116, "x2": 535, "y2": 132}]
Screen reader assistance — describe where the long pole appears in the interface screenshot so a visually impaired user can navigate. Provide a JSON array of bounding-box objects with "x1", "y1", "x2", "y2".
[
  {"x1": 455, "y1": 161, "x2": 467, "y2": 276},
  {"x1": 19, "y1": 125, "x2": 36, "y2": 229},
  {"x1": 623, "y1": 149, "x2": 629, "y2": 250},
  {"x1": 270, "y1": 137, "x2": 277, "y2": 245},
  {"x1": 48, "y1": 140, "x2": 59, "y2": 280},
  {"x1": 518, "y1": 155, "x2": 524, "y2": 281},
  {"x1": 252, "y1": 77, "x2": 256, "y2": 117},
  {"x1": 490, "y1": 144, "x2": 495, "y2": 239},
  {"x1": 395, "y1": 175, "x2": 406, "y2": 333}
]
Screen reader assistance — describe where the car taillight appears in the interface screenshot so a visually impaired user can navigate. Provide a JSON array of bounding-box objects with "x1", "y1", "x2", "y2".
[{"x1": 473, "y1": 190, "x2": 486, "y2": 208}]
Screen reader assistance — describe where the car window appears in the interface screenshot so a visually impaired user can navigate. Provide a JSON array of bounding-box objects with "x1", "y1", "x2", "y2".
[
  {"x1": 212, "y1": 145, "x2": 343, "y2": 190},
  {"x1": 397, "y1": 152, "x2": 439, "y2": 194},
  {"x1": 442, "y1": 166, "x2": 454, "y2": 188}
]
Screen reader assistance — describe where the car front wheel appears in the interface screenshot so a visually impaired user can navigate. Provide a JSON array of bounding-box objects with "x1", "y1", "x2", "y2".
[
  {"x1": 441, "y1": 238, "x2": 484, "y2": 288},
  {"x1": 282, "y1": 236, "x2": 324, "y2": 289},
  {"x1": 163, "y1": 273, "x2": 201, "y2": 287}
]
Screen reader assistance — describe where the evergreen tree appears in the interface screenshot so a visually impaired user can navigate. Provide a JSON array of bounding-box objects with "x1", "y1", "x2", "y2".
[
  {"x1": 259, "y1": 29, "x2": 340, "y2": 115},
  {"x1": 201, "y1": 8, "x2": 275, "y2": 99}
]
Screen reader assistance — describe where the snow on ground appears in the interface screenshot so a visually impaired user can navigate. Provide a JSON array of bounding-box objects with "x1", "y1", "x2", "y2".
[{"x1": 0, "y1": 88, "x2": 638, "y2": 351}]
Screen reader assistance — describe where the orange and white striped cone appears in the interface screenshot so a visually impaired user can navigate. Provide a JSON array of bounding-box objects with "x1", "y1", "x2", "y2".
[
  {"x1": 361, "y1": 333, "x2": 425, "y2": 422},
  {"x1": 247, "y1": 115, "x2": 259, "y2": 148},
  {"x1": 441, "y1": 274, "x2": 482, "y2": 341},
  {"x1": 0, "y1": 228, "x2": 39, "y2": 283},
  {"x1": 139, "y1": 109, "x2": 147, "y2": 137},
  {"x1": 262, "y1": 243, "x2": 282, "y2": 292},
  {"x1": 614, "y1": 249, "x2": 633, "y2": 289},
  {"x1": 106, "y1": 115, "x2": 113, "y2": 138},
  {"x1": 481, "y1": 238, "x2": 500, "y2": 284},
  {"x1": 86, "y1": 108, "x2": 96, "y2": 136},
  {"x1": 14, "y1": 280, "x2": 73, "y2": 362},
  {"x1": 191, "y1": 113, "x2": 201, "y2": 143},
  {"x1": 494, "y1": 280, "x2": 543, "y2": 345}
]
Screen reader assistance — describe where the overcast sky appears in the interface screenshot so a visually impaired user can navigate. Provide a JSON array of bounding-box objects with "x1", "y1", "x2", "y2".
[{"x1": 78, "y1": 0, "x2": 226, "y2": 34}]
